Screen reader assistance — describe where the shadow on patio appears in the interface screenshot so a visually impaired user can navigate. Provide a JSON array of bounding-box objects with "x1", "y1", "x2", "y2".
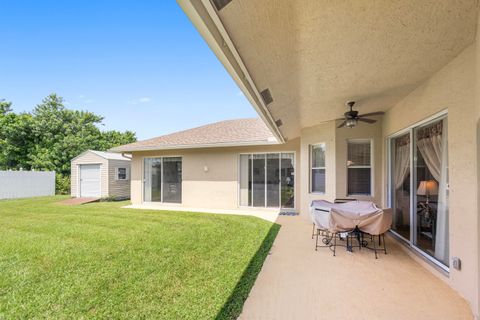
[
  {"x1": 215, "y1": 222, "x2": 281, "y2": 320},
  {"x1": 239, "y1": 215, "x2": 472, "y2": 320}
]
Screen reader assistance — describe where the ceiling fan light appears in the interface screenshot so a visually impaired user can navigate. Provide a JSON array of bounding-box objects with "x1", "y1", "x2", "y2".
[{"x1": 346, "y1": 118, "x2": 357, "y2": 128}]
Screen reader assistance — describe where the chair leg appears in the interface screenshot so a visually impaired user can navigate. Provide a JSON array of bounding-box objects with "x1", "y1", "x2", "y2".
[
  {"x1": 333, "y1": 234, "x2": 337, "y2": 257},
  {"x1": 383, "y1": 234, "x2": 387, "y2": 255},
  {"x1": 315, "y1": 229, "x2": 319, "y2": 251},
  {"x1": 312, "y1": 223, "x2": 315, "y2": 239},
  {"x1": 373, "y1": 235, "x2": 378, "y2": 259}
]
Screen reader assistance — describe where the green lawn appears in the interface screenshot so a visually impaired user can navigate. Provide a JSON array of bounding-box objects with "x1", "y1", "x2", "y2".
[{"x1": 0, "y1": 196, "x2": 279, "y2": 319}]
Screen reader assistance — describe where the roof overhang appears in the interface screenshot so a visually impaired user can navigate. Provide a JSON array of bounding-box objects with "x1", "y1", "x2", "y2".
[
  {"x1": 178, "y1": 0, "x2": 478, "y2": 139},
  {"x1": 177, "y1": 0, "x2": 285, "y2": 142}
]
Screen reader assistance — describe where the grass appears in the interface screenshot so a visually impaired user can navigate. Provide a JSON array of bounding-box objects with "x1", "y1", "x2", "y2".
[{"x1": 0, "y1": 196, "x2": 279, "y2": 319}]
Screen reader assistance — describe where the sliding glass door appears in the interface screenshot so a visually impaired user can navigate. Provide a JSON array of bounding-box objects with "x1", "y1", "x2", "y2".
[
  {"x1": 389, "y1": 115, "x2": 449, "y2": 268},
  {"x1": 413, "y1": 118, "x2": 449, "y2": 266},
  {"x1": 239, "y1": 152, "x2": 295, "y2": 208},
  {"x1": 252, "y1": 154, "x2": 266, "y2": 207},
  {"x1": 144, "y1": 157, "x2": 182, "y2": 203}
]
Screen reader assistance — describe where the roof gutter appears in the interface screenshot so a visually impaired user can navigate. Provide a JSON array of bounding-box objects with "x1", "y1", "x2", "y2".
[{"x1": 176, "y1": 0, "x2": 285, "y2": 143}]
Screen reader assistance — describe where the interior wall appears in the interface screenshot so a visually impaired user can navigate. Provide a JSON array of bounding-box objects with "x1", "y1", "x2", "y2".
[
  {"x1": 382, "y1": 43, "x2": 478, "y2": 316},
  {"x1": 129, "y1": 138, "x2": 301, "y2": 210}
]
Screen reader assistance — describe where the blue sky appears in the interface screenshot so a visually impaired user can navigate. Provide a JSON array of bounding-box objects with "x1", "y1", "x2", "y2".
[{"x1": 0, "y1": 0, "x2": 256, "y2": 140}]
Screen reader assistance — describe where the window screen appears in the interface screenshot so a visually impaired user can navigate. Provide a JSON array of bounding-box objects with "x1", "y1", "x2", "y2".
[{"x1": 347, "y1": 140, "x2": 372, "y2": 195}]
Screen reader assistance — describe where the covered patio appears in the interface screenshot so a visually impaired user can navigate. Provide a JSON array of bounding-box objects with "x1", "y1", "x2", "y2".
[
  {"x1": 178, "y1": 0, "x2": 480, "y2": 317},
  {"x1": 240, "y1": 215, "x2": 472, "y2": 319}
]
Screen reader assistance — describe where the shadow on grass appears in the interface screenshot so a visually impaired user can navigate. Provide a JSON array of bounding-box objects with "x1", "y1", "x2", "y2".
[{"x1": 215, "y1": 223, "x2": 281, "y2": 320}]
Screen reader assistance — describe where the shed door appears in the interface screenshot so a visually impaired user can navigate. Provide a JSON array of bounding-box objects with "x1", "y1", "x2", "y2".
[{"x1": 80, "y1": 164, "x2": 101, "y2": 197}]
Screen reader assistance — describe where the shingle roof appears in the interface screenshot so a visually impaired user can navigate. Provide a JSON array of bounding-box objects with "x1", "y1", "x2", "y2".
[{"x1": 110, "y1": 118, "x2": 277, "y2": 152}]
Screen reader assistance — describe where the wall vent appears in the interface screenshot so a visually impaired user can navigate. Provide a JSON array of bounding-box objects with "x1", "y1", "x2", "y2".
[
  {"x1": 260, "y1": 88, "x2": 273, "y2": 105},
  {"x1": 275, "y1": 119, "x2": 283, "y2": 127},
  {"x1": 212, "y1": 0, "x2": 233, "y2": 11}
]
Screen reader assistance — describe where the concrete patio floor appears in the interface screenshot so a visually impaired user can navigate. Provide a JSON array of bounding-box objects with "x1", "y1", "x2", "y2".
[{"x1": 240, "y1": 215, "x2": 472, "y2": 320}]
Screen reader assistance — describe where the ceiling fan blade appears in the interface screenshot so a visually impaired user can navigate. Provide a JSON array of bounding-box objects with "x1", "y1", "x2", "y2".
[
  {"x1": 359, "y1": 111, "x2": 385, "y2": 117},
  {"x1": 357, "y1": 118, "x2": 377, "y2": 124},
  {"x1": 337, "y1": 120, "x2": 347, "y2": 128}
]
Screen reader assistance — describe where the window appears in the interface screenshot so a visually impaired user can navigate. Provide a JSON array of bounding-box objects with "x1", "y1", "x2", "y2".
[
  {"x1": 116, "y1": 167, "x2": 128, "y2": 180},
  {"x1": 310, "y1": 144, "x2": 326, "y2": 193},
  {"x1": 144, "y1": 157, "x2": 182, "y2": 203},
  {"x1": 347, "y1": 140, "x2": 372, "y2": 195}
]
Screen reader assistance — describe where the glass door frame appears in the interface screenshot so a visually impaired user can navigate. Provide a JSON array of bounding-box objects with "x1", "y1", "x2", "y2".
[
  {"x1": 237, "y1": 151, "x2": 296, "y2": 210},
  {"x1": 142, "y1": 156, "x2": 183, "y2": 204},
  {"x1": 386, "y1": 110, "x2": 449, "y2": 272}
]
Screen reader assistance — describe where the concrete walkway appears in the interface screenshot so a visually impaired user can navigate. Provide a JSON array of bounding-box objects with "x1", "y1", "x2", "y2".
[{"x1": 240, "y1": 215, "x2": 472, "y2": 320}]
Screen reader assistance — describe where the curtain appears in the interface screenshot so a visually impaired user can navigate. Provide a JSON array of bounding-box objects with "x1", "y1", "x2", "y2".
[
  {"x1": 416, "y1": 120, "x2": 448, "y2": 263},
  {"x1": 394, "y1": 135, "x2": 410, "y2": 190},
  {"x1": 435, "y1": 121, "x2": 449, "y2": 262}
]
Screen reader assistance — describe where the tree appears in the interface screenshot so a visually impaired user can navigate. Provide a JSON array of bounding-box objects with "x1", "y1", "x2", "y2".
[
  {"x1": 0, "y1": 99, "x2": 13, "y2": 115},
  {"x1": 0, "y1": 94, "x2": 137, "y2": 192},
  {"x1": 0, "y1": 100, "x2": 33, "y2": 170}
]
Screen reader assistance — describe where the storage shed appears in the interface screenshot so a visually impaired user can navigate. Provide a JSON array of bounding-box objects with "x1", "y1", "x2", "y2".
[{"x1": 71, "y1": 150, "x2": 131, "y2": 199}]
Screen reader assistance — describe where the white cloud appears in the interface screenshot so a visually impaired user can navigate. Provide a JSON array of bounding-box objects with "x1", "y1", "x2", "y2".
[{"x1": 128, "y1": 97, "x2": 152, "y2": 105}]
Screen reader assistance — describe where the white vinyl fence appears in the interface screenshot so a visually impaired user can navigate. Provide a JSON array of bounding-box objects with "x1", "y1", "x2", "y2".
[{"x1": 0, "y1": 171, "x2": 55, "y2": 200}]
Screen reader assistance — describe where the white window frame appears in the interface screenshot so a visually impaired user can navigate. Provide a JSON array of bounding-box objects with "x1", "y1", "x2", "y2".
[
  {"x1": 310, "y1": 143, "x2": 326, "y2": 194},
  {"x1": 347, "y1": 139, "x2": 373, "y2": 196},
  {"x1": 115, "y1": 167, "x2": 129, "y2": 181}
]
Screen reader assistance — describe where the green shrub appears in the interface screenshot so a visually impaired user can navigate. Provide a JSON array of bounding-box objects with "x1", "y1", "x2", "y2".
[{"x1": 55, "y1": 173, "x2": 70, "y2": 195}]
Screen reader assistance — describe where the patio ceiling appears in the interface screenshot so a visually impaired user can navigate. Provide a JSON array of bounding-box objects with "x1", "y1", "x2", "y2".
[{"x1": 179, "y1": 0, "x2": 478, "y2": 139}]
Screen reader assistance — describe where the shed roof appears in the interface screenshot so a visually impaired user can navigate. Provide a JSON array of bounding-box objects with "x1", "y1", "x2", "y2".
[{"x1": 72, "y1": 150, "x2": 131, "y2": 162}]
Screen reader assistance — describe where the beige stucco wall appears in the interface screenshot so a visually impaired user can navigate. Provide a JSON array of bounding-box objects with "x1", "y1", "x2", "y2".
[
  {"x1": 298, "y1": 118, "x2": 383, "y2": 218},
  {"x1": 476, "y1": 15, "x2": 480, "y2": 319},
  {"x1": 382, "y1": 43, "x2": 479, "y2": 316},
  {"x1": 129, "y1": 138, "x2": 300, "y2": 211},
  {"x1": 299, "y1": 122, "x2": 336, "y2": 214},
  {"x1": 335, "y1": 118, "x2": 383, "y2": 204}
]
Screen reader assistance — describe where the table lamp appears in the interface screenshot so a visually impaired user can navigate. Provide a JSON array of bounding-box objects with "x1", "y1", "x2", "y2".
[{"x1": 417, "y1": 180, "x2": 438, "y2": 220}]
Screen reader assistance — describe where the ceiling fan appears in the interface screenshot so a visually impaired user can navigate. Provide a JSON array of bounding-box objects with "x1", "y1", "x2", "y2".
[{"x1": 337, "y1": 101, "x2": 384, "y2": 128}]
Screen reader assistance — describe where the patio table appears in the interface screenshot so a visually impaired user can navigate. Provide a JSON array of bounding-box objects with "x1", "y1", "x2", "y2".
[
  {"x1": 310, "y1": 200, "x2": 392, "y2": 235},
  {"x1": 310, "y1": 200, "x2": 393, "y2": 255}
]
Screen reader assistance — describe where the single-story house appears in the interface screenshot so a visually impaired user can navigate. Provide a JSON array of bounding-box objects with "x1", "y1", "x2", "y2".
[
  {"x1": 71, "y1": 150, "x2": 131, "y2": 199},
  {"x1": 113, "y1": 0, "x2": 480, "y2": 317}
]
